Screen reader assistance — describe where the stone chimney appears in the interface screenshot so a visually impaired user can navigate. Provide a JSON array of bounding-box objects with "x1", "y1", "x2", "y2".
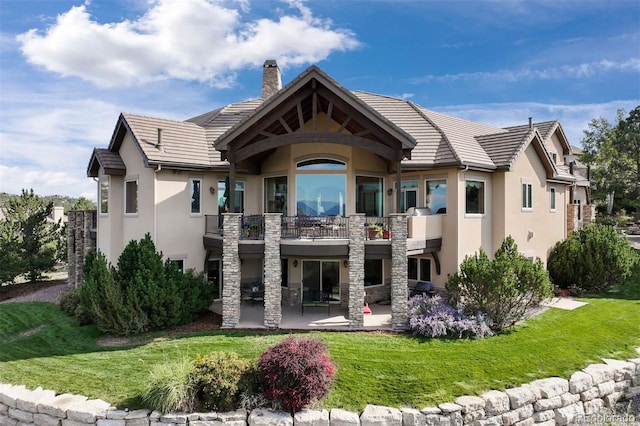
[{"x1": 261, "y1": 59, "x2": 282, "y2": 100}]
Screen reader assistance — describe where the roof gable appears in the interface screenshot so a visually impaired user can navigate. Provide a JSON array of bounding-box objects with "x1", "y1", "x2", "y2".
[
  {"x1": 87, "y1": 148, "x2": 126, "y2": 177},
  {"x1": 213, "y1": 65, "x2": 417, "y2": 168}
]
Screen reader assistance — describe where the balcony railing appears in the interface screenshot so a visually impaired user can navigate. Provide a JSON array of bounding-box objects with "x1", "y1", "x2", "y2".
[{"x1": 205, "y1": 214, "x2": 442, "y2": 241}]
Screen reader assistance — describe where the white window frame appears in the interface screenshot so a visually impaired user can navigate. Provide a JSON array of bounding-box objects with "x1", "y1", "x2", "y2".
[
  {"x1": 169, "y1": 256, "x2": 186, "y2": 273},
  {"x1": 124, "y1": 178, "x2": 138, "y2": 216},
  {"x1": 190, "y1": 178, "x2": 203, "y2": 216},
  {"x1": 549, "y1": 187, "x2": 556, "y2": 212},
  {"x1": 521, "y1": 180, "x2": 533, "y2": 211},
  {"x1": 99, "y1": 176, "x2": 109, "y2": 216},
  {"x1": 465, "y1": 179, "x2": 486, "y2": 216},
  {"x1": 394, "y1": 180, "x2": 418, "y2": 213}
]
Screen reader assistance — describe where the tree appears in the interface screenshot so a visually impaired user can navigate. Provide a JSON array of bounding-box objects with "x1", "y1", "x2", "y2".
[
  {"x1": 446, "y1": 236, "x2": 552, "y2": 331},
  {"x1": 615, "y1": 106, "x2": 640, "y2": 213},
  {"x1": 579, "y1": 109, "x2": 637, "y2": 214},
  {"x1": 0, "y1": 189, "x2": 61, "y2": 282},
  {"x1": 71, "y1": 197, "x2": 96, "y2": 211}
]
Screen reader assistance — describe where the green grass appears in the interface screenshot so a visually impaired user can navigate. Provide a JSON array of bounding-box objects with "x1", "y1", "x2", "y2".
[{"x1": 1, "y1": 279, "x2": 639, "y2": 412}]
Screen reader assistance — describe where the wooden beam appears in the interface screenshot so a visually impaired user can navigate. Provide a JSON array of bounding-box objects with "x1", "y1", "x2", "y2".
[
  {"x1": 335, "y1": 116, "x2": 351, "y2": 134},
  {"x1": 297, "y1": 102, "x2": 304, "y2": 132},
  {"x1": 278, "y1": 117, "x2": 294, "y2": 134},
  {"x1": 312, "y1": 91, "x2": 318, "y2": 132},
  {"x1": 324, "y1": 102, "x2": 333, "y2": 132}
]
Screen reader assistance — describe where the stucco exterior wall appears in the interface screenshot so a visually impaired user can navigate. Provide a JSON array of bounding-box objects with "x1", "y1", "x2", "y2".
[{"x1": 457, "y1": 171, "x2": 493, "y2": 263}]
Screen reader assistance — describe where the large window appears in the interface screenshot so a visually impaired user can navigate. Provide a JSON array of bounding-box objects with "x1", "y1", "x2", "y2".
[
  {"x1": 465, "y1": 180, "x2": 485, "y2": 215},
  {"x1": 264, "y1": 176, "x2": 287, "y2": 214},
  {"x1": 356, "y1": 176, "x2": 383, "y2": 216},
  {"x1": 125, "y1": 179, "x2": 138, "y2": 214},
  {"x1": 99, "y1": 177, "x2": 109, "y2": 215},
  {"x1": 397, "y1": 180, "x2": 418, "y2": 212},
  {"x1": 364, "y1": 259, "x2": 383, "y2": 287},
  {"x1": 296, "y1": 159, "x2": 346, "y2": 216},
  {"x1": 522, "y1": 182, "x2": 533, "y2": 210},
  {"x1": 425, "y1": 179, "x2": 447, "y2": 214},
  {"x1": 190, "y1": 178, "x2": 202, "y2": 215},
  {"x1": 218, "y1": 179, "x2": 245, "y2": 213},
  {"x1": 408, "y1": 258, "x2": 431, "y2": 281}
]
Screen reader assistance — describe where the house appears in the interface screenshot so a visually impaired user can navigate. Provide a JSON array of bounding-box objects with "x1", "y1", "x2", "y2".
[{"x1": 84, "y1": 60, "x2": 593, "y2": 330}]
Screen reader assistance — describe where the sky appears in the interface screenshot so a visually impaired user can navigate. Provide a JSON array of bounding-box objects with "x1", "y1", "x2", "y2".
[{"x1": 0, "y1": 0, "x2": 638, "y2": 201}]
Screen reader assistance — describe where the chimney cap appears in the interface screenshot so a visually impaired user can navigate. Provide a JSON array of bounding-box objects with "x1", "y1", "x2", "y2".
[{"x1": 264, "y1": 59, "x2": 278, "y2": 68}]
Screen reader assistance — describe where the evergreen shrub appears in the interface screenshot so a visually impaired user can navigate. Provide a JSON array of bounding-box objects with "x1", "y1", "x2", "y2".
[
  {"x1": 258, "y1": 337, "x2": 336, "y2": 414},
  {"x1": 548, "y1": 223, "x2": 638, "y2": 293},
  {"x1": 192, "y1": 352, "x2": 252, "y2": 412}
]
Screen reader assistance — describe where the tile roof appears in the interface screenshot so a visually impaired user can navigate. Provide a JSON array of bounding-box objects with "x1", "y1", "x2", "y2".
[
  {"x1": 476, "y1": 126, "x2": 535, "y2": 168},
  {"x1": 87, "y1": 148, "x2": 126, "y2": 177}
]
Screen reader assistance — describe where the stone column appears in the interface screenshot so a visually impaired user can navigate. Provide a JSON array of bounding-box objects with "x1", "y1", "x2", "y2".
[
  {"x1": 222, "y1": 213, "x2": 241, "y2": 328},
  {"x1": 567, "y1": 204, "x2": 577, "y2": 234},
  {"x1": 390, "y1": 213, "x2": 408, "y2": 331},
  {"x1": 67, "y1": 210, "x2": 97, "y2": 288},
  {"x1": 348, "y1": 214, "x2": 365, "y2": 329},
  {"x1": 263, "y1": 213, "x2": 282, "y2": 328}
]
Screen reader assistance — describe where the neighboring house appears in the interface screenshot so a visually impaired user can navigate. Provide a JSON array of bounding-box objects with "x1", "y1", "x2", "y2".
[{"x1": 85, "y1": 61, "x2": 593, "y2": 330}]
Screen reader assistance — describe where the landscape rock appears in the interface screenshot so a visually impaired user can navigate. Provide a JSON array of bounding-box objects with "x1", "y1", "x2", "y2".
[
  {"x1": 437, "y1": 403, "x2": 462, "y2": 414},
  {"x1": 529, "y1": 377, "x2": 568, "y2": 399},
  {"x1": 16, "y1": 387, "x2": 56, "y2": 412},
  {"x1": 38, "y1": 393, "x2": 88, "y2": 418},
  {"x1": 481, "y1": 390, "x2": 510, "y2": 416},
  {"x1": 554, "y1": 402, "x2": 584, "y2": 426},
  {"x1": 579, "y1": 387, "x2": 599, "y2": 402},
  {"x1": 294, "y1": 409, "x2": 329, "y2": 426},
  {"x1": 533, "y1": 396, "x2": 562, "y2": 411},
  {"x1": 569, "y1": 371, "x2": 593, "y2": 394},
  {"x1": 505, "y1": 386, "x2": 540, "y2": 409},
  {"x1": 248, "y1": 409, "x2": 292, "y2": 426},
  {"x1": 329, "y1": 409, "x2": 359, "y2": 426},
  {"x1": 597, "y1": 380, "x2": 615, "y2": 397},
  {"x1": 602, "y1": 359, "x2": 636, "y2": 380},
  {"x1": 454, "y1": 396, "x2": 485, "y2": 414},
  {"x1": 582, "y1": 398, "x2": 605, "y2": 415},
  {"x1": 66, "y1": 399, "x2": 111, "y2": 423},
  {"x1": 583, "y1": 363, "x2": 617, "y2": 384},
  {"x1": 360, "y1": 404, "x2": 401, "y2": 426}
]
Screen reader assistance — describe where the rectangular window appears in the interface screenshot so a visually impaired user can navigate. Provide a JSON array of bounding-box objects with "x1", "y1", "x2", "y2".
[
  {"x1": 396, "y1": 180, "x2": 418, "y2": 213},
  {"x1": 218, "y1": 179, "x2": 245, "y2": 213},
  {"x1": 419, "y1": 258, "x2": 431, "y2": 281},
  {"x1": 550, "y1": 187, "x2": 556, "y2": 211},
  {"x1": 522, "y1": 182, "x2": 533, "y2": 210},
  {"x1": 264, "y1": 176, "x2": 287, "y2": 214},
  {"x1": 356, "y1": 176, "x2": 383, "y2": 216},
  {"x1": 551, "y1": 153, "x2": 557, "y2": 164},
  {"x1": 99, "y1": 178, "x2": 109, "y2": 215},
  {"x1": 364, "y1": 259, "x2": 383, "y2": 287},
  {"x1": 125, "y1": 180, "x2": 138, "y2": 214},
  {"x1": 408, "y1": 257, "x2": 430, "y2": 281},
  {"x1": 425, "y1": 179, "x2": 447, "y2": 214},
  {"x1": 465, "y1": 180, "x2": 485, "y2": 214},
  {"x1": 170, "y1": 259, "x2": 184, "y2": 273},
  {"x1": 408, "y1": 258, "x2": 418, "y2": 280},
  {"x1": 190, "y1": 178, "x2": 202, "y2": 215}
]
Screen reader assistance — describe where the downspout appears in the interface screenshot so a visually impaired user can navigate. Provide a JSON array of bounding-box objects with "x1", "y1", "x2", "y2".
[{"x1": 154, "y1": 164, "x2": 162, "y2": 244}]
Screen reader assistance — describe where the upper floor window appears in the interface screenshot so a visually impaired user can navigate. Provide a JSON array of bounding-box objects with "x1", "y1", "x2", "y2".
[
  {"x1": 218, "y1": 179, "x2": 245, "y2": 213},
  {"x1": 99, "y1": 177, "x2": 109, "y2": 215},
  {"x1": 425, "y1": 179, "x2": 447, "y2": 214},
  {"x1": 551, "y1": 153, "x2": 557, "y2": 164},
  {"x1": 356, "y1": 176, "x2": 383, "y2": 217},
  {"x1": 190, "y1": 178, "x2": 202, "y2": 215},
  {"x1": 522, "y1": 182, "x2": 533, "y2": 210},
  {"x1": 264, "y1": 176, "x2": 287, "y2": 214},
  {"x1": 550, "y1": 187, "x2": 556, "y2": 211},
  {"x1": 465, "y1": 180, "x2": 485, "y2": 215},
  {"x1": 396, "y1": 180, "x2": 418, "y2": 213},
  {"x1": 125, "y1": 179, "x2": 138, "y2": 215},
  {"x1": 297, "y1": 158, "x2": 346, "y2": 170}
]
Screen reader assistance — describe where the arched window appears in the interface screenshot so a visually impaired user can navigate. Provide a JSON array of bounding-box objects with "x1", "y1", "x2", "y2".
[{"x1": 296, "y1": 158, "x2": 346, "y2": 216}]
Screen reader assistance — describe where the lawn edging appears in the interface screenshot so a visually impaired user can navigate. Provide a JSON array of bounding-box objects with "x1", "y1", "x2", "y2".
[{"x1": 1, "y1": 350, "x2": 639, "y2": 426}]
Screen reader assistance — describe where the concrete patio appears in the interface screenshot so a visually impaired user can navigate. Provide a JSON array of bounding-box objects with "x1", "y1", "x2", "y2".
[{"x1": 210, "y1": 301, "x2": 393, "y2": 331}]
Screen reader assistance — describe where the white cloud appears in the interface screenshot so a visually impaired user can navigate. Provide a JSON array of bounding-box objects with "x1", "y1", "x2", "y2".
[
  {"x1": 17, "y1": 0, "x2": 360, "y2": 88},
  {"x1": 433, "y1": 100, "x2": 640, "y2": 147},
  {"x1": 412, "y1": 59, "x2": 640, "y2": 84}
]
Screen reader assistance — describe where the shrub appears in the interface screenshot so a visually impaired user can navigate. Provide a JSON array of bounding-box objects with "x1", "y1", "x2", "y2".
[
  {"x1": 192, "y1": 352, "x2": 252, "y2": 412},
  {"x1": 77, "y1": 234, "x2": 214, "y2": 335},
  {"x1": 258, "y1": 337, "x2": 336, "y2": 414},
  {"x1": 548, "y1": 224, "x2": 638, "y2": 293},
  {"x1": 447, "y1": 236, "x2": 552, "y2": 331},
  {"x1": 141, "y1": 357, "x2": 196, "y2": 413},
  {"x1": 408, "y1": 294, "x2": 493, "y2": 339},
  {"x1": 59, "y1": 287, "x2": 92, "y2": 325}
]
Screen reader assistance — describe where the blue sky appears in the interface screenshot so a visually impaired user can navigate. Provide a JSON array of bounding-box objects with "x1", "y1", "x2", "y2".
[{"x1": 1, "y1": 0, "x2": 638, "y2": 200}]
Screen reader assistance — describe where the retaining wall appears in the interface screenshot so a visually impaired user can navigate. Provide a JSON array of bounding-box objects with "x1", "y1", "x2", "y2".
[{"x1": 2, "y1": 352, "x2": 639, "y2": 426}]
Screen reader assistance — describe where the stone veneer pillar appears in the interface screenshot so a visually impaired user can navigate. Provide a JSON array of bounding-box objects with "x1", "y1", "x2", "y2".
[
  {"x1": 390, "y1": 213, "x2": 408, "y2": 331},
  {"x1": 67, "y1": 210, "x2": 97, "y2": 288},
  {"x1": 222, "y1": 213, "x2": 241, "y2": 328},
  {"x1": 348, "y1": 214, "x2": 365, "y2": 329},
  {"x1": 567, "y1": 204, "x2": 577, "y2": 234},
  {"x1": 263, "y1": 214, "x2": 282, "y2": 328},
  {"x1": 583, "y1": 204, "x2": 596, "y2": 226}
]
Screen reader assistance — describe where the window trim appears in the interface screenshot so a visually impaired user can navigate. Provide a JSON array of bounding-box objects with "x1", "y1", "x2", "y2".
[
  {"x1": 169, "y1": 257, "x2": 186, "y2": 273},
  {"x1": 189, "y1": 177, "x2": 203, "y2": 216},
  {"x1": 124, "y1": 178, "x2": 138, "y2": 216},
  {"x1": 394, "y1": 179, "x2": 419, "y2": 213},
  {"x1": 464, "y1": 179, "x2": 486, "y2": 216},
  {"x1": 521, "y1": 180, "x2": 533, "y2": 211},
  {"x1": 355, "y1": 174, "x2": 384, "y2": 217},
  {"x1": 99, "y1": 176, "x2": 109, "y2": 216}
]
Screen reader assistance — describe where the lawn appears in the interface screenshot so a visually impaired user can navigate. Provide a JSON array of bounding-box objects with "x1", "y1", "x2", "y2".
[{"x1": 1, "y1": 280, "x2": 639, "y2": 412}]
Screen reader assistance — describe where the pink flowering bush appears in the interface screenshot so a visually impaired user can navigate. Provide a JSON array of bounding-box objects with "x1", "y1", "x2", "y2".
[{"x1": 257, "y1": 336, "x2": 336, "y2": 413}]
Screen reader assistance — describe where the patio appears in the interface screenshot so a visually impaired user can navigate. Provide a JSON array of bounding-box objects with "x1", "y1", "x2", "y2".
[{"x1": 210, "y1": 301, "x2": 393, "y2": 331}]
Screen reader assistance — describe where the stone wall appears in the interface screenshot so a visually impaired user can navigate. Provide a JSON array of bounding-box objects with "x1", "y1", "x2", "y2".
[
  {"x1": 5, "y1": 353, "x2": 637, "y2": 426},
  {"x1": 67, "y1": 210, "x2": 97, "y2": 288}
]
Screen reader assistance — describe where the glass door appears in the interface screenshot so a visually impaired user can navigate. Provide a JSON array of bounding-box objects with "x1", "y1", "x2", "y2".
[
  {"x1": 301, "y1": 260, "x2": 340, "y2": 302},
  {"x1": 207, "y1": 259, "x2": 223, "y2": 300}
]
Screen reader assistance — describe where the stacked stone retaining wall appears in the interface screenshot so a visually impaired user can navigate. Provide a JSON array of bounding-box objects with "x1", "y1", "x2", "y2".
[{"x1": 2, "y1": 353, "x2": 639, "y2": 426}]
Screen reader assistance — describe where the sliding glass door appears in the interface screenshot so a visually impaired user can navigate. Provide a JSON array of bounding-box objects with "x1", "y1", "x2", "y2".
[{"x1": 301, "y1": 260, "x2": 340, "y2": 301}]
